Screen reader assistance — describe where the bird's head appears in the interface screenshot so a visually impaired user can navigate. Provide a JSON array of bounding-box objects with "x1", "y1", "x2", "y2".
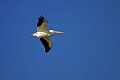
[
  {"x1": 49, "y1": 30, "x2": 64, "y2": 34},
  {"x1": 30, "y1": 32, "x2": 38, "y2": 37},
  {"x1": 30, "y1": 33, "x2": 35, "y2": 36}
]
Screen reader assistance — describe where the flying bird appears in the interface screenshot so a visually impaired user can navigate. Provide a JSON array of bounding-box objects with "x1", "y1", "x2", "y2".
[{"x1": 30, "y1": 15, "x2": 64, "y2": 53}]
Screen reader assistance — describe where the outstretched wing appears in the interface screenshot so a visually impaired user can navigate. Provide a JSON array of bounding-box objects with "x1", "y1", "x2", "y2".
[
  {"x1": 40, "y1": 37, "x2": 52, "y2": 53},
  {"x1": 37, "y1": 15, "x2": 48, "y2": 32}
]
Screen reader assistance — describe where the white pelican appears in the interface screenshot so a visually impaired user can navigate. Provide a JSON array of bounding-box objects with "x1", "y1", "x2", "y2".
[{"x1": 30, "y1": 15, "x2": 64, "y2": 53}]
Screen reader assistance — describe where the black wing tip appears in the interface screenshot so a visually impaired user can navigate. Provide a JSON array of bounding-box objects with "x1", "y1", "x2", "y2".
[
  {"x1": 38, "y1": 15, "x2": 45, "y2": 21},
  {"x1": 40, "y1": 38, "x2": 52, "y2": 53},
  {"x1": 37, "y1": 15, "x2": 45, "y2": 27},
  {"x1": 38, "y1": 15, "x2": 44, "y2": 19},
  {"x1": 45, "y1": 47, "x2": 51, "y2": 53}
]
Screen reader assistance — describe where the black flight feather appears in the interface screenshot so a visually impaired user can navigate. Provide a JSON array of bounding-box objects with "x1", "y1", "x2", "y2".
[
  {"x1": 37, "y1": 15, "x2": 45, "y2": 27},
  {"x1": 40, "y1": 38, "x2": 51, "y2": 53}
]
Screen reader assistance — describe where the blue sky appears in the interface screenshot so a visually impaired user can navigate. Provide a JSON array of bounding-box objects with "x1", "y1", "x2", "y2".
[{"x1": 0, "y1": 0, "x2": 120, "y2": 80}]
